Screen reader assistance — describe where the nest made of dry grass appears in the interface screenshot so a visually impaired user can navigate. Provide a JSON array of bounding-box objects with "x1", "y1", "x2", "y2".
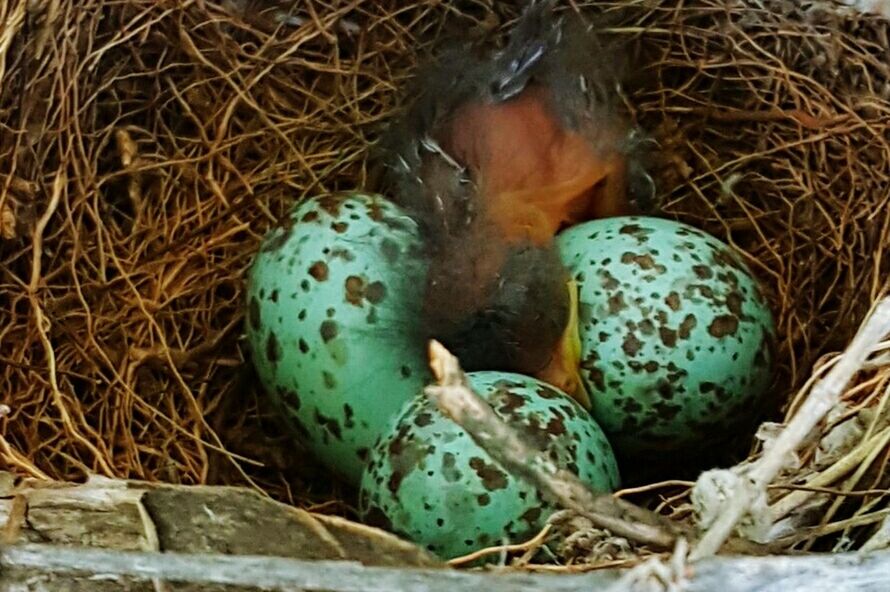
[{"x1": 1, "y1": 0, "x2": 889, "y2": 565}]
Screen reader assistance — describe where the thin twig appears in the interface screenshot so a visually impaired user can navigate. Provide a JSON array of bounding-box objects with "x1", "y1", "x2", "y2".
[
  {"x1": 691, "y1": 298, "x2": 890, "y2": 560},
  {"x1": 425, "y1": 340, "x2": 684, "y2": 550}
]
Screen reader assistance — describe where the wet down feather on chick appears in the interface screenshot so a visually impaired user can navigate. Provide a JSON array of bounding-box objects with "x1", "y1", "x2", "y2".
[{"x1": 372, "y1": 0, "x2": 657, "y2": 408}]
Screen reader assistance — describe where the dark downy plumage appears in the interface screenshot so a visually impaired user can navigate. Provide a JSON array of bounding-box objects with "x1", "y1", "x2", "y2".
[{"x1": 372, "y1": 0, "x2": 655, "y2": 403}]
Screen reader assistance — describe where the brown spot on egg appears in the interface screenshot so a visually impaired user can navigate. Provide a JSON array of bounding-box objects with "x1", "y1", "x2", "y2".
[
  {"x1": 536, "y1": 386, "x2": 560, "y2": 400},
  {"x1": 653, "y1": 400, "x2": 682, "y2": 420},
  {"x1": 717, "y1": 271, "x2": 740, "y2": 288},
  {"x1": 622, "y1": 332, "x2": 642, "y2": 357},
  {"x1": 278, "y1": 386, "x2": 301, "y2": 411},
  {"x1": 387, "y1": 424, "x2": 410, "y2": 456},
  {"x1": 308, "y1": 261, "x2": 329, "y2": 281},
  {"x1": 477, "y1": 493, "x2": 491, "y2": 507},
  {"x1": 619, "y1": 223, "x2": 645, "y2": 237},
  {"x1": 679, "y1": 314, "x2": 697, "y2": 339},
  {"x1": 468, "y1": 457, "x2": 509, "y2": 491},
  {"x1": 712, "y1": 248, "x2": 740, "y2": 270},
  {"x1": 599, "y1": 270, "x2": 619, "y2": 290},
  {"x1": 317, "y1": 195, "x2": 342, "y2": 216},
  {"x1": 265, "y1": 332, "x2": 281, "y2": 363},
  {"x1": 726, "y1": 291, "x2": 744, "y2": 316},
  {"x1": 366, "y1": 281, "x2": 387, "y2": 304},
  {"x1": 693, "y1": 265, "x2": 713, "y2": 279},
  {"x1": 589, "y1": 366, "x2": 608, "y2": 392},
  {"x1": 248, "y1": 297, "x2": 261, "y2": 330},
  {"x1": 623, "y1": 398, "x2": 643, "y2": 414},
  {"x1": 497, "y1": 391, "x2": 526, "y2": 414},
  {"x1": 708, "y1": 315, "x2": 739, "y2": 338},
  {"x1": 644, "y1": 360, "x2": 659, "y2": 373},
  {"x1": 520, "y1": 506, "x2": 542, "y2": 525},
  {"x1": 621, "y1": 252, "x2": 667, "y2": 273},
  {"x1": 330, "y1": 247, "x2": 355, "y2": 261},
  {"x1": 367, "y1": 201, "x2": 384, "y2": 221},
  {"x1": 441, "y1": 452, "x2": 462, "y2": 483},
  {"x1": 322, "y1": 371, "x2": 336, "y2": 389},
  {"x1": 298, "y1": 338, "x2": 309, "y2": 353},
  {"x1": 608, "y1": 292, "x2": 627, "y2": 314},
  {"x1": 414, "y1": 412, "x2": 433, "y2": 427},
  {"x1": 314, "y1": 410, "x2": 343, "y2": 440},
  {"x1": 659, "y1": 327, "x2": 678, "y2": 348},
  {"x1": 319, "y1": 320, "x2": 338, "y2": 342},
  {"x1": 657, "y1": 381, "x2": 674, "y2": 400},
  {"x1": 387, "y1": 440, "x2": 430, "y2": 499},
  {"x1": 559, "y1": 404, "x2": 577, "y2": 420},
  {"x1": 700, "y1": 285, "x2": 716, "y2": 299},
  {"x1": 665, "y1": 292, "x2": 681, "y2": 312},
  {"x1": 345, "y1": 275, "x2": 364, "y2": 306},
  {"x1": 546, "y1": 415, "x2": 567, "y2": 436},
  {"x1": 301, "y1": 211, "x2": 320, "y2": 223},
  {"x1": 331, "y1": 221, "x2": 348, "y2": 233}
]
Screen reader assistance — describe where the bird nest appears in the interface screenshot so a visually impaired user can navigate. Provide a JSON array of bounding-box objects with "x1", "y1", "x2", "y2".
[{"x1": 1, "y1": 0, "x2": 889, "y2": 569}]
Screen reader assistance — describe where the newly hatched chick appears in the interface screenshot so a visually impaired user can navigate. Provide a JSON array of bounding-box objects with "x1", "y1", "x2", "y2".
[{"x1": 373, "y1": 0, "x2": 655, "y2": 406}]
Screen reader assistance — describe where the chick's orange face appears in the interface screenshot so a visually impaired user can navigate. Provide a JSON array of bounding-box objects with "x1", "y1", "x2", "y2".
[{"x1": 440, "y1": 84, "x2": 633, "y2": 245}]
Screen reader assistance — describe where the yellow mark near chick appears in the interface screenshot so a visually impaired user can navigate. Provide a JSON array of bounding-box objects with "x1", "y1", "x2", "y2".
[{"x1": 535, "y1": 279, "x2": 592, "y2": 410}]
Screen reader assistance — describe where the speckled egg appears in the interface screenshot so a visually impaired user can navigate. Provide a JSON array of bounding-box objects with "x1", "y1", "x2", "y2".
[
  {"x1": 245, "y1": 192, "x2": 431, "y2": 484},
  {"x1": 557, "y1": 216, "x2": 775, "y2": 458},
  {"x1": 359, "y1": 371, "x2": 620, "y2": 560}
]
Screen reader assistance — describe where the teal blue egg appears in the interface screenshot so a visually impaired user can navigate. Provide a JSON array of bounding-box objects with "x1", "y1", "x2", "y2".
[
  {"x1": 245, "y1": 193, "x2": 430, "y2": 484},
  {"x1": 359, "y1": 371, "x2": 619, "y2": 560},
  {"x1": 557, "y1": 216, "x2": 776, "y2": 458}
]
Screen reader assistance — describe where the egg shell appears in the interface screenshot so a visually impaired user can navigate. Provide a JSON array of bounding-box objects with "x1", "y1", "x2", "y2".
[
  {"x1": 359, "y1": 371, "x2": 620, "y2": 561},
  {"x1": 557, "y1": 216, "x2": 776, "y2": 458},
  {"x1": 245, "y1": 193, "x2": 430, "y2": 484}
]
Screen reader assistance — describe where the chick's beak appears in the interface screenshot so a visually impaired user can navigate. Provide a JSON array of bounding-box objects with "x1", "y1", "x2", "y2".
[{"x1": 534, "y1": 279, "x2": 592, "y2": 410}]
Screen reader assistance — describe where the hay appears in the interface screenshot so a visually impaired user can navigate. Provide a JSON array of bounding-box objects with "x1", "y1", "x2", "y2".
[{"x1": 1, "y1": 0, "x2": 889, "y2": 565}]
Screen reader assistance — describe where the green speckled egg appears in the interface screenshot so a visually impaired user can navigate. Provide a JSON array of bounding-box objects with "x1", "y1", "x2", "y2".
[
  {"x1": 245, "y1": 193, "x2": 430, "y2": 484},
  {"x1": 556, "y1": 216, "x2": 776, "y2": 458},
  {"x1": 359, "y1": 371, "x2": 619, "y2": 560}
]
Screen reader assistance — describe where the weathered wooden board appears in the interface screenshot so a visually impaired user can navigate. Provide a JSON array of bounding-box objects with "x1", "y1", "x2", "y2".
[
  {"x1": 2, "y1": 472, "x2": 889, "y2": 592},
  {"x1": 0, "y1": 472, "x2": 438, "y2": 569}
]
